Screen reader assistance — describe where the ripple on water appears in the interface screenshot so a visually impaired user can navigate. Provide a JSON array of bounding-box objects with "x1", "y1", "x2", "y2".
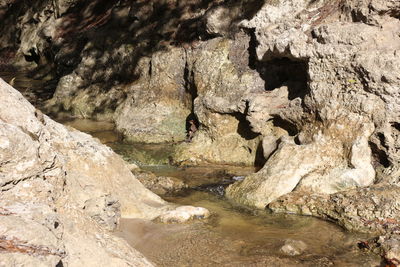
[{"x1": 118, "y1": 191, "x2": 379, "y2": 267}]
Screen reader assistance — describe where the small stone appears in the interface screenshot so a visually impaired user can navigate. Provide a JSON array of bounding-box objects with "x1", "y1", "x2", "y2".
[{"x1": 280, "y1": 239, "x2": 307, "y2": 256}]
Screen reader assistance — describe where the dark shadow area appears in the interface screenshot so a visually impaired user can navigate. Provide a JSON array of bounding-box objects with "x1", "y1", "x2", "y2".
[
  {"x1": 23, "y1": 48, "x2": 40, "y2": 64},
  {"x1": 50, "y1": 0, "x2": 225, "y2": 93},
  {"x1": 183, "y1": 55, "x2": 199, "y2": 138},
  {"x1": 185, "y1": 113, "x2": 199, "y2": 132},
  {"x1": 254, "y1": 141, "x2": 267, "y2": 168},
  {"x1": 234, "y1": 110, "x2": 265, "y2": 168},
  {"x1": 247, "y1": 29, "x2": 310, "y2": 100},
  {"x1": 235, "y1": 112, "x2": 260, "y2": 141},
  {"x1": 272, "y1": 117, "x2": 299, "y2": 136},
  {"x1": 369, "y1": 131, "x2": 391, "y2": 168},
  {"x1": 0, "y1": 47, "x2": 17, "y2": 71},
  {"x1": 369, "y1": 141, "x2": 391, "y2": 168},
  {"x1": 261, "y1": 57, "x2": 309, "y2": 100},
  {"x1": 392, "y1": 122, "x2": 400, "y2": 132},
  {"x1": 3, "y1": 0, "x2": 267, "y2": 86}
]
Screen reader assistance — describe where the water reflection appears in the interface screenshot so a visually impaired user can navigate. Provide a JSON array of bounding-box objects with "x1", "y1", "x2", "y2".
[{"x1": 119, "y1": 191, "x2": 379, "y2": 266}]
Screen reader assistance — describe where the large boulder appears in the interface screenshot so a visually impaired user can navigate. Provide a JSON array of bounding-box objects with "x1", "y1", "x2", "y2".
[{"x1": 0, "y1": 78, "x2": 168, "y2": 265}]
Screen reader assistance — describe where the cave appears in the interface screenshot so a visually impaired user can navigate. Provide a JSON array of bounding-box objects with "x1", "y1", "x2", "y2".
[
  {"x1": 259, "y1": 57, "x2": 309, "y2": 100},
  {"x1": 247, "y1": 29, "x2": 310, "y2": 100},
  {"x1": 260, "y1": 57, "x2": 308, "y2": 100}
]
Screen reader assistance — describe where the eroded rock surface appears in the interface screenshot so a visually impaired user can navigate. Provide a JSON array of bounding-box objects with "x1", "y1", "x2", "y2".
[
  {"x1": 173, "y1": 35, "x2": 265, "y2": 165},
  {"x1": 2, "y1": 0, "x2": 400, "y2": 261},
  {"x1": 226, "y1": 0, "x2": 400, "y2": 209},
  {"x1": 0, "y1": 79, "x2": 214, "y2": 265}
]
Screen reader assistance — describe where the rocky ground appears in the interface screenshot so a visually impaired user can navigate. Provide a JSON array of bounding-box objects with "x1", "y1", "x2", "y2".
[
  {"x1": 0, "y1": 79, "x2": 210, "y2": 265},
  {"x1": 1, "y1": 0, "x2": 400, "y2": 265}
]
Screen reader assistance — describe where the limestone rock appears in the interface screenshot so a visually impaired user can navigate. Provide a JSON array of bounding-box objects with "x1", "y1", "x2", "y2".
[
  {"x1": 226, "y1": 0, "x2": 400, "y2": 208},
  {"x1": 0, "y1": 78, "x2": 168, "y2": 265},
  {"x1": 280, "y1": 239, "x2": 307, "y2": 256},
  {"x1": 114, "y1": 47, "x2": 191, "y2": 143},
  {"x1": 155, "y1": 206, "x2": 210, "y2": 224},
  {"x1": 268, "y1": 185, "x2": 400, "y2": 235},
  {"x1": 227, "y1": 119, "x2": 376, "y2": 208},
  {"x1": 173, "y1": 36, "x2": 265, "y2": 166}
]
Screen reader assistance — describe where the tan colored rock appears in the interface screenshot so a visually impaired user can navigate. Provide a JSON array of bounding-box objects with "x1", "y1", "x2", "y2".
[
  {"x1": 268, "y1": 184, "x2": 400, "y2": 235},
  {"x1": 114, "y1": 47, "x2": 191, "y2": 143},
  {"x1": 226, "y1": 0, "x2": 400, "y2": 209},
  {"x1": 0, "y1": 78, "x2": 172, "y2": 265},
  {"x1": 155, "y1": 206, "x2": 210, "y2": 224},
  {"x1": 227, "y1": 118, "x2": 376, "y2": 208},
  {"x1": 173, "y1": 36, "x2": 265, "y2": 166}
]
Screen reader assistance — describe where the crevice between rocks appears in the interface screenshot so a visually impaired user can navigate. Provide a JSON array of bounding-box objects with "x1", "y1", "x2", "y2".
[{"x1": 183, "y1": 54, "x2": 199, "y2": 133}]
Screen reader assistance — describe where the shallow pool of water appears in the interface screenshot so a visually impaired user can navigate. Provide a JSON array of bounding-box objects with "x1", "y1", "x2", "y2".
[
  {"x1": 119, "y1": 189, "x2": 379, "y2": 266},
  {"x1": 56, "y1": 118, "x2": 380, "y2": 266}
]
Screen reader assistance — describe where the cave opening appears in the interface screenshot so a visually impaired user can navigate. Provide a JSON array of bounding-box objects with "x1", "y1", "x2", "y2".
[
  {"x1": 247, "y1": 29, "x2": 310, "y2": 100},
  {"x1": 260, "y1": 57, "x2": 309, "y2": 100}
]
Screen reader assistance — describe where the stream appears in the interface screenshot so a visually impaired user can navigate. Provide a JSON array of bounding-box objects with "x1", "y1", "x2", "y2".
[
  {"x1": 1, "y1": 73, "x2": 381, "y2": 266},
  {"x1": 63, "y1": 119, "x2": 380, "y2": 267}
]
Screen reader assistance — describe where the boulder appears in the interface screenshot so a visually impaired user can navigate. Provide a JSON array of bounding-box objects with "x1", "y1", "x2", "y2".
[
  {"x1": 173, "y1": 35, "x2": 265, "y2": 166},
  {"x1": 0, "y1": 78, "x2": 172, "y2": 265}
]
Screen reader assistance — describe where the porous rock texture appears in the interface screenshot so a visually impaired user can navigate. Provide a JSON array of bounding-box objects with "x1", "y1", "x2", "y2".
[
  {"x1": 172, "y1": 35, "x2": 265, "y2": 165},
  {"x1": 0, "y1": 78, "x2": 210, "y2": 265},
  {"x1": 226, "y1": 0, "x2": 400, "y2": 208}
]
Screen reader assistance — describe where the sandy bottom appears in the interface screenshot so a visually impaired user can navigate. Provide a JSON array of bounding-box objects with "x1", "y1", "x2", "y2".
[{"x1": 118, "y1": 191, "x2": 380, "y2": 267}]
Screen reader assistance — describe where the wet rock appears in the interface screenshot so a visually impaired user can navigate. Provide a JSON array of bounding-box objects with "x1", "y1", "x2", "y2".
[
  {"x1": 155, "y1": 206, "x2": 210, "y2": 224},
  {"x1": 197, "y1": 183, "x2": 227, "y2": 197},
  {"x1": 135, "y1": 170, "x2": 188, "y2": 196},
  {"x1": 280, "y1": 239, "x2": 307, "y2": 256},
  {"x1": 268, "y1": 185, "x2": 400, "y2": 235}
]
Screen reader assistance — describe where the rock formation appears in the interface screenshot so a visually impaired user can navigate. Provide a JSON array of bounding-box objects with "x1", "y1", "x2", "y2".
[
  {"x1": 0, "y1": 79, "x2": 209, "y2": 265},
  {"x1": 225, "y1": 0, "x2": 400, "y2": 208},
  {"x1": 1, "y1": 0, "x2": 400, "y2": 263}
]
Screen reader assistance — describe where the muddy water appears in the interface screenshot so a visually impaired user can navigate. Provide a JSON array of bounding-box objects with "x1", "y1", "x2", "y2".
[
  {"x1": 1, "y1": 73, "x2": 380, "y2": 266},
  {"x1": 119, "y1": 191, "x2": 379, "y2": 266},
  {"x1": 105, "y1": 136, "x2": 379, "y2": 266},
  {"x1": 37, "y1": 120, "x2": 383, "y2": 266}
]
